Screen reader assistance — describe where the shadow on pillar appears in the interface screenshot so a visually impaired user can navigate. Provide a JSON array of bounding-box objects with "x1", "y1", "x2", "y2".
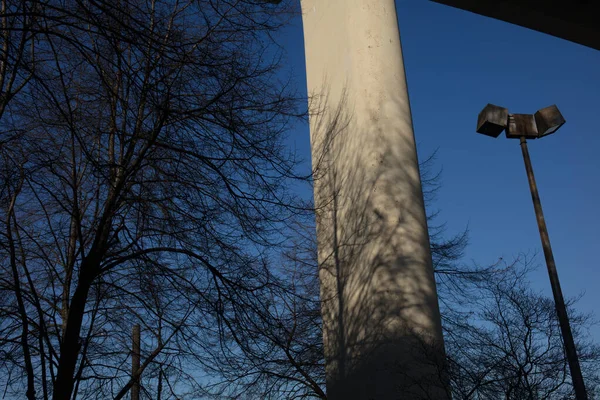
[{"x1": 309, "y1": 85, "x2": 450, "y2": 399}]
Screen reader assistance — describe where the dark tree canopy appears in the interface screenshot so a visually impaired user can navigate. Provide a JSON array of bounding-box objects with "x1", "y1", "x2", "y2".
[{"x1": 0, "y1": 0, "x2": 308, "y2": 398}]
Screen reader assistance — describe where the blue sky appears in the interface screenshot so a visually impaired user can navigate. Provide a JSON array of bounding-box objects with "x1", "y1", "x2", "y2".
[{"x1": 277, "y1": 0, "x2": 600, "y2": 338}]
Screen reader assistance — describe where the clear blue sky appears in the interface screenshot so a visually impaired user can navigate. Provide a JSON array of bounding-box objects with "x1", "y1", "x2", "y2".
[{"x1": 278, "y1": 0, "x2": 600, "y2": 337}]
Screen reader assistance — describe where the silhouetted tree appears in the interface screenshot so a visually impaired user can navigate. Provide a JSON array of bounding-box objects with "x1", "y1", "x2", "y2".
[
  {"x1": 222, "y1": 151, "x2": 600, "y2": 399},
  {"x1": 2, "y1": 2, "x2": 598, "y2": 399},
  {"x1": 0, "y1": 0, "x2": 307, "y2": 399},
  {"x1": 446, "y1": 258, "x2": 600, "y2": 399},
  {"x1": 201, "y1": 149, "x2": 470, "y2": 399}
]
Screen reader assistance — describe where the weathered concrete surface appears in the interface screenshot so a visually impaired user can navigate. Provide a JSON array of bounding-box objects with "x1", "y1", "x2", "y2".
[{"x1": 301, "y1": 1, "x2": 449, "y2": 398}]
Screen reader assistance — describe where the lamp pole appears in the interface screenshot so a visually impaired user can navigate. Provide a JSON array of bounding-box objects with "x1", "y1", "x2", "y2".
[
  {"x1": 519, "y1": 135, "x2": 587, "y2": 400},
  {"x1": 477, "y1": 104, "x2": 587, "y2": 399}
]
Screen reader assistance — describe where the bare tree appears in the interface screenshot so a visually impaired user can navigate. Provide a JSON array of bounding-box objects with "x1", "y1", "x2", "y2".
[
  {"x1": 0, "y1": 0, "x2": 309, "y2": 399},
  {"x1": 444, "y1": 258, "x2": 600, "y2": 400},
  {"x1": 220, "y1": 147, "x2": 600, "y2": 399},
  {"x1": 201, "y1": 140, "x2": 471, "y2": 399},
  {"x1": 0, "y1": 0, "x2": 36, "y2": 119},
  {"x1": 2, "y1": 2, "x2": 598, "y2": 399}
]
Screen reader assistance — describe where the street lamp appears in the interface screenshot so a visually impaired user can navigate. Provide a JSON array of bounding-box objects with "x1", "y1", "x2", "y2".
[{"x1": 476, "y1": 104, "x2": 587, "y2": 400}]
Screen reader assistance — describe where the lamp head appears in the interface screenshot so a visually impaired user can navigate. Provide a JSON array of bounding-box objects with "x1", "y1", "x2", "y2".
[
  {"x1": 506, "y1": 114, "x2": 538, "y2": 139},
  {"x1": 476, "y1": 104, "x2": 508, "y2": 138},
  {"x1": 535, "y1": 105, "x2": 566, "y2": 138}
]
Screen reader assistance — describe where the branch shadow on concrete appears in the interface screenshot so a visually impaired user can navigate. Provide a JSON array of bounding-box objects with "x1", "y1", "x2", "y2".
[{"x1": 309, "y1": 83, "x2": 450, "y2": 399}]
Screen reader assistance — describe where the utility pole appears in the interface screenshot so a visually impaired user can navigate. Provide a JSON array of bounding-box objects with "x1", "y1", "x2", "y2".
[{"x1": 131, "y1": 324, "x2": 140, "y2": 400}]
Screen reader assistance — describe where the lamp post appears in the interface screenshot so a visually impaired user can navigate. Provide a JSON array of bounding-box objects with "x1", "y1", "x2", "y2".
[{"x1": 476, "y1": 104, "x2": 587, "y2": 399}]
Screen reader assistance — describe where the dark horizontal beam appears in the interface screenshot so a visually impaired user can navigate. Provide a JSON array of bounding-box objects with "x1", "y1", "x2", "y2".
[{"x1": 431, "y1": 0, "x2": 600, "y2": 51}]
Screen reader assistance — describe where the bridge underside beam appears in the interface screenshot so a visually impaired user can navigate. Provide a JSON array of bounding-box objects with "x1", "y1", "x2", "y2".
[{"x1": 432, "y1": 0, "x2": 600, "y2": 51}]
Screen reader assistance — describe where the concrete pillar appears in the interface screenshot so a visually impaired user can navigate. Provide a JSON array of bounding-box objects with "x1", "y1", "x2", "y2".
[{"x1": 300, "y1": 1, "x2": 449, "y2": 398}]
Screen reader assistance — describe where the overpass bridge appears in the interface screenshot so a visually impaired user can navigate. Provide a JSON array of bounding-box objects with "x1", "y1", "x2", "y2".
[{"x1": 432, "y1": 0, "x2": 600, "y2": 51}]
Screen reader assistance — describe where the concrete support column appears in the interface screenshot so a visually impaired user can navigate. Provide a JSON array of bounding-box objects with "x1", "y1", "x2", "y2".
[{"x1": 300, "y1": 1, "x2": 448, "y2": 398}]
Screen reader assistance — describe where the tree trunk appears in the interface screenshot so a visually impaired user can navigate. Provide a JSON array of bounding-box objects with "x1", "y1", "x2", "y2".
[{"x1": 52, "y1": 258, "x2": 98, "y2": 400}]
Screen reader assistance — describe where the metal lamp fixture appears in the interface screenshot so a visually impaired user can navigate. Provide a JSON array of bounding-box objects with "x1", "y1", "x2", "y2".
[
  {"x1": 476, "y1": 103, "x2": 588, "y2": 400},
  {"x1": 476, "y1": 103, "x2": 508, "y2": 137},
  {"x1": 536, "y1": 105, "x2": 567, "y2": 137},
  {"x1": 477, "y1": 103, "x2": 566, "y2": 139}
]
